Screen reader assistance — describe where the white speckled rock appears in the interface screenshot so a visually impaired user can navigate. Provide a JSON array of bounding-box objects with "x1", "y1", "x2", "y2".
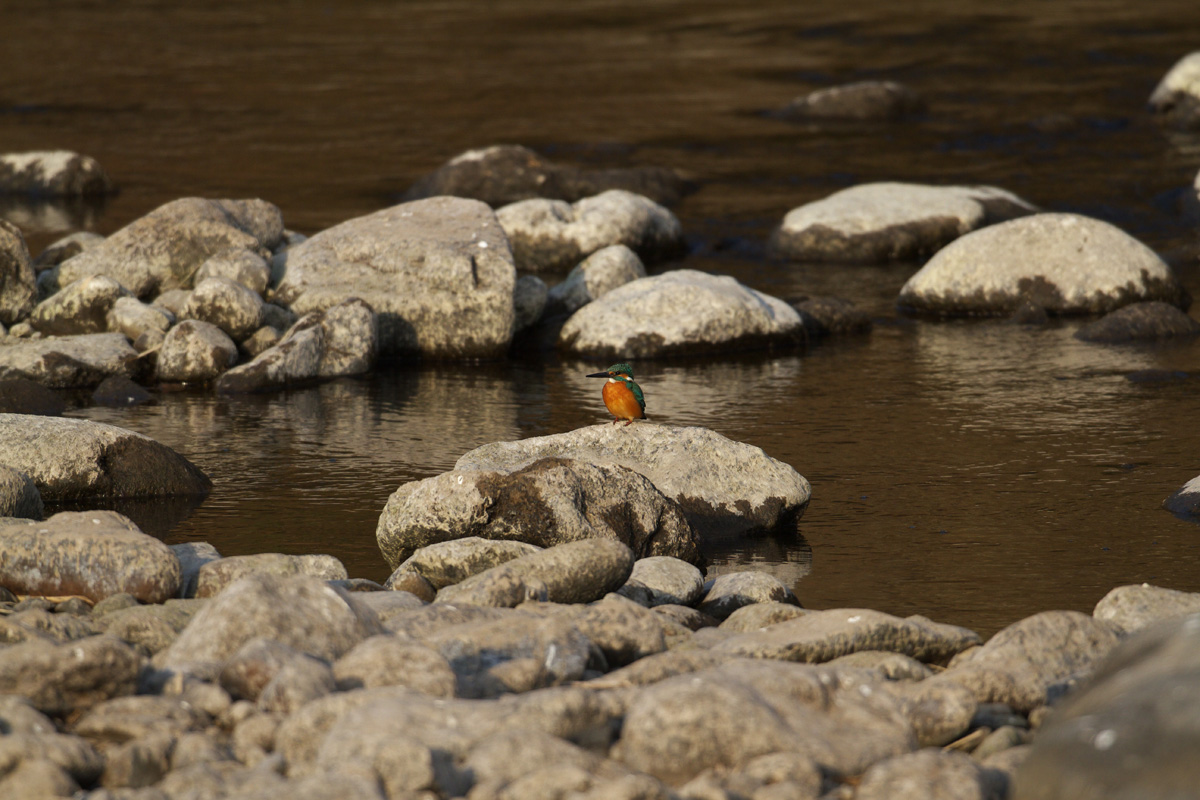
[
  {"x1": 0, "y1": 333, "x2": 138, "y2": 388},
  {"x1": 1164, "y1": 474, "x2": 1200, "y2": 518},
  {"x1": 194, "y1": 248, "x2": 271, "y2": 295},
  {"x1": 897, "y1": 213, "x2": 1190, "y2": 316},
  {"x1": 156, "y1": 320, "x2": 238, "y2": 383},
  {"x1": 457, "y1": 423, "x2": 810, "y2": 537},
  {"x1": 273, "y1": 197, "x2": 515, "y2": 359},
  {"x1": 0, "y1": 150, "x2": 114, "y2": 196},
  {"x1": 1149, "y1": 51, "x2": 1200, "y2": 129},
  {"x1": 545, "y1": 244, "x2": 646, "y2": 317},
  {"x1": 770, "y1": 182, "x2": 1036, "y2": 263},
  {"x1": 179, "y1": 276, "x2": 265, "y2": 341},
  {"x1": 559, "y1": 269, "x2": 803, "y2": 358},
  {"x1": 497, "y1": 189, "x2": 685, "y2": 273},
  {"x1": 0, "y1": 220, "x2": 36, "y2": 326},
  {"x1": 31, "y1": 275, "x2": 130, "y2": 336}
]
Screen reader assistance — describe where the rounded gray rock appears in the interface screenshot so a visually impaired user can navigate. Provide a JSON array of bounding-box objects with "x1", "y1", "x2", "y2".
[
  {"x1": 31, "y1": 274, "x2": 129, "y2": 336},
  {"x1": 0, "y1": 150, "x2": 114, "y2": 196},
  {"x1": 545, "y1": 244, "x2": 646, "y2": 317},
  {"x1": 180, "y1": 276, "x2": 265, "y2": 341},
  {"x1": 195, "y1": 553, "x2": 348, "y2": 598},
  {"x1": 106, "y1": 296, "x2": 173, "y2": 341},
  {"x1": 1149, "y1": 51, "x2": 1200, "y2": 130},
  {"x1": 627, "y1": 556, "x2": 705, "y2": 607},
  {"x1": 387, "y1": 537, "x2": 543, "y2": 590},
  {"x1": 1093, "y1": 583, "x2": 1200, "y2": 633},
  {"x1": 194, "y1": 247, "x2": 271, "y2": 295},
  {"x1": 156, "y1": 319, "x2": 238, "y2": 383}
]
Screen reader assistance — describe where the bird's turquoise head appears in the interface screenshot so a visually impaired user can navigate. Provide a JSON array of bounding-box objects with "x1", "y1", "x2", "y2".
[{"x1": 587, "y1": 363, "x2": 634, "y2": 379}]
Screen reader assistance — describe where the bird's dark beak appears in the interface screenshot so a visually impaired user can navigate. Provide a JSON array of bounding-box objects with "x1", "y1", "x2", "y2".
[{"x1": 586, "y1": 371, "x2": 610, "y2": 378}]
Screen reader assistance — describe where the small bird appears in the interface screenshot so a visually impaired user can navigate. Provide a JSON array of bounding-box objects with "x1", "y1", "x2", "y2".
[{"x1": 586, "y1": 363, "x2": 646, "y2": 426}]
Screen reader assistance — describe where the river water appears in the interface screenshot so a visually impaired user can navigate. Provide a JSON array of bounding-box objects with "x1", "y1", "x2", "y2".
[{"x1": 3, "y1": 0, "x2": 1200, "y2": 635}]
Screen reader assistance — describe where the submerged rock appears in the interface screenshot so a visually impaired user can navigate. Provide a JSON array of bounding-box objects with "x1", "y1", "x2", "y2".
[
  {"x1": 770, "y1": 182, "x2": 1036, "y2": 263},
  {"x1": 1164, "y1": 474, "x2": 1200, "y2": 518},
  {"x1": 1148, "y1": 50, "x2": 1200, "y2": 130},
  {"x1": 1074, "y1": 301, "x2": 1200, "y2": 343},
  {"x1": 778, "y1": 80, "x2": 926, "y2": 121},
  {"x1": 0, "y1": 220, "x2": 36, "y2": 326},
  {"x1": 0, "y1": 333, "x2": 139, "y2": 388},
  {"x1": 457, "y1": 423, "x2": 810, "y2": 537},
  {"x1": 273, "y1": 197, "x2": 515, "y2": 359},
  {"x1": 897, "y1": 213, "x2": 1190, "y2": 316},
  {"x1": 497, "y1": 189, "x2": 685, "y2": 273},
  {"x1": 559, "y1": 269, "x2": 804, "y2": 358}
]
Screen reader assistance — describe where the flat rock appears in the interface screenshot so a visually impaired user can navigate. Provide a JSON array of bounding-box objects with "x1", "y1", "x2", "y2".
[
  {"x1": 31, "y1": 275, "x2": 130, "y2": 336},
  {"x1": 497, "y1": 189, "x2": 686, "y2": 273},
  {"x1": 387, "y1": 537, "x2": 542, "y2": 590},
  {"x1": 544, "y1": 244, "x2": 646, "y2": 318},
  {"x1": 771, "y1": 182, "x2": 1035, "y2": 263},
  {"x1": 0, "y1": 510, "x2": 181, "y2": 602},
  {"x1": 0, "y1": 220, "x2": 36, "y2": 325},
  {"x1": 0, "y1": 333, "x2": 138, "y2": 388},
  {"x1": 897, "y1": 213, "x2": 1190, "y2": 316},
  {"x1": 272, "y1": 196, "x2": 515, "y2": 359},
  {"x1": 1164, "y1": 473, "x2": 1200, "y2": 517},
  {"x1": 156, "y1": 319, "x2": 239, "y2": 383},
  {"x1": 1074, "y1": 301, "x2": 1200, "y2": 342},
  {"x1": 52, "y1": 197, "x2": 282, "y2": 298},
  {"x1": 457, "y1": 423, "x2": 811, "y2": 538},
  {"x1": 1148, "y1": 50, "x2": 1200, "y2": 130},
  {"x1": 0, "y1": 150, "x2": 114, "y2": 196},
  {"x1": 1093, "y1": 583, "x2": 1200, "y2": 633},
  {"x1": 156, "y1": 574, "x2": 384, "y2": 671},
  {"x1": 778, "y1": 80, "x2": 926, "y2": 121},
  {"x1": 0, "y1": 635, "x2": 143, "y2": 715},
  {"x1": 377, "y1": 456, "x2": 700, "y2": 570},
  {"x1": 402, "y1": 144, "x2": 693, "y2": 207},
  {"x1": 0, "y1": 465, "x2": 43, "y2": 519},
  {"x1": 195, "y1": 553, "x2": 348, "y2": 597},
  {"x1": 0, "y1": 414, "x2": 211, "y2": 501},
  {"x1": 559, "y1": 269, "x2": 804, "y2": 358},
  {"x1": 713, "y1": 608, "x2": 981, "y2": 664}
]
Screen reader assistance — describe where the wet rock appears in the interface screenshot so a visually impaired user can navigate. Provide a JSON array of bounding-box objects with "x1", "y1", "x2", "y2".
[
  {"x1": 718, "y1": 601, "x2": 809, "y2": 632},
  {"x1": 402, "y1": 144, "x2": 694, "y2": 207},
  {"x1": 333, "y1": 635, "x2": 457, "y2": 695},
  {"x1": 513, "y1": 274, "x2": 548, "y2": 331},
  {"x1": 0, "y1": 332, "x2": 139, "y2": 388},
  {"x1": 571, "y1": 593, "x2": 669, "y2": 666},
  {"x1": 195, "y1": 553, "x2": 348, "y2": 598},
  {"x1": 53, "y1": 197, "x2": 283, "y2": 298},
  {"x1": 0, "y1": 414, "x2": 210, "y2": 501},
  {"x1": 377, "y1": 456, "x2": 700, "y2": 569},
  {"x1": 1008, "y1": 300, "x2": 1051, "y2": 326},
  {"x1": 437, "y1": 538, "x2": 635, "y2": 606},
  {"x1": 273, "y1": 196, "x2": 515, "y2": 359},
  {"x1": 612, "y1": 659, "x2": 914, "y2": 785},
  {"x1": 91, "y1": 374, "x2": 153, "y2": 407},
  {"x1": 1011, "y1": 612, "x2": 1200, "y2": 800},
  {"x1": 938, "y1": 610, "x2": 1122, "y2": 713},
  {"x1": 559, "y1": 269, "x2": 804, "y2": 358},
  {"x1": 779, "y1": 80, "x2": 926, "y2": 121},
  {"x1": 0, "y1": 464, "x2": 42, "y2": 519},
  {"x1": 0, "y1": 220, "x2": 36, "y2": 325},
  {"x1": 897, "y1": 213, "x2": 1190, "y2": 316},
  {"x1": 1093, "y1": 583, "x2": 1200, "y2": 633},
  {"x1": 1074, "y1": 301, "x2": 1200, "y2": 342},
  {"x1": 171, "y1": 541, "x2": 222, "y2": 598},
  {"x1": 387, "y1": 536, "x2": 542, "y2": 590},
  {"x1": 544, "y1": 243, "x2": 646, "y2": 318},
  {"x1": 1148, "y1": 51, "x2": 1200, "y2": 130},
  {"x1": 33, "y1": 231, "x2": 105, "y2": 271},
  {"x1": 0, "y1": 377, "x2": 65, "y2": 415},
  {"x1": 31, "y1": 274, "x2": 130, "y2": 336},
  {"x1": 0, "y1": 510, "x2": 180, "y2": 602},
  {"x1": 0, "y1": 150, "x2": 114, "y2": 196},
  {"x1": 699, "y1": 571, "x2": 796, "y2": 620},
  {"x1": 1164, "y1": 473, "x2": 1200, "y2": 517},
  {"x1": 457, "y1": 423, "x2": 811, "y2": 538},
  {"x1": 195, "y1": 247, "x2": 271, "y2": 295},
  {"x1": 856, "y1": 748, "x2": 1002, "y2": 800},
  {"x1": 770, "y1": 182, "x2": 1036, "y2": 263},
  {"x1": 155, "y1": 319, "x2": 238, "y2": 383},
  {"x1": 156, "y1": 574, "x2": 384, "y2": 671},
  {"x1": 0, "y1": 635, "x2": 143, "y2": 715},
  {"x1": 497, "y1": 189, "x2": 686, "y2": 273},
  {"x1": 793, "y1": 295, "x2": 873, "y2": 338},
  {"x1": 179, "y1": 276, "x2": 264, "y2": 341},
  {"x1": 625, "y1": 556, "x2": 705, "y2": 607},
  {"x1": 713, "y1": 608, "x2": 981, "y2": 663}
]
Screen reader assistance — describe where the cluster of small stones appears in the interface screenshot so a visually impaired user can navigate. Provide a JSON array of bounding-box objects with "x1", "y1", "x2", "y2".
[{"x1": 3, "y1": 514, "x2": 1199, "y2": 800}]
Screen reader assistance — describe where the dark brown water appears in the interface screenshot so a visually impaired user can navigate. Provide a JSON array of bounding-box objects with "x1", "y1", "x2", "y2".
[{"x1": 4, "y1": 1, "x2": 1200, "y2": 636}]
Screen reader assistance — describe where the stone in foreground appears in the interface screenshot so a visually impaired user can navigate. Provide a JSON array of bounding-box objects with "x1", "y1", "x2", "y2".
[
  {"x1": 0, "y1": 414, "x2": 211, "y2": 501},
  {"x1": 273, "y1": 197, "x2": 515, "y2": 359},
  {"x1": 770, "y1": 182, "x2": 1036, "y2": 263},
  {"x1": 559, "y1": 269, "x2": 804, "y2": 358},
  {"x1": 898, "y1": 213, "x2": 1190, "y2": 316},
  {"x1": 457, "y1": 423, "x2": 810, "y2": 537}
]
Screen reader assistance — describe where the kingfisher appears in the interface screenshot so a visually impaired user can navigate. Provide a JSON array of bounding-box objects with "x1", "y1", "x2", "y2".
[{"x1": 586, "y1": 363, "x2": 646, "y2": 425}]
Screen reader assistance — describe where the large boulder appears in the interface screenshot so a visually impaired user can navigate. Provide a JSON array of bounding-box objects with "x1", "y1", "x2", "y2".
[
  {"x1": 0, "y1": 150, "x2": 114, "y2": 196},
  {"x1": 898, "y1": 213, "x2": 1190, "y2": 316},
  {"x1": 1148, "y1": 51, "x2": 1200, "y2": 130},
  {"x1": 559, "y1": 269, "x2": 804, "y2": 358},
  {"x1": 377, "y1": 456, "x2": 701, "y2": 570},
  {"x1": 401, "y1": 144, "x2": 693, "y2": 207},
  {"x1": 0, "y1": 333, "x2": 139, "y2": 388},
  {"x1": 51, "y1": 198, "x2": 283, "y2": 298},
  {"x1": 0, "y1": 414, "x2": 211, "y2": 501},
  {"x1": 0, "y1": 510, "x2": 182, "y2": 603},
  {"x1": 456, "y1": 423, "x2": 810, "y2": 537},
  {"x1": 497, "y1": 189, "x2": 686, "y2": 273},
  {"x1": 272, "y1": 197, "x2": 516, "y2": 359},
  {"x1": 0, "y1": 220, "x2": 36, "y2": 325},
  {"x1": 777, "y1": 80, "x2": 926, "y2": 121},
  {"x1": 1164, "y1": 474, "x2": 1200, "y2": 518},
  {"x1": 769, "y1": 182, "x2": 1036, "y2": 263}
]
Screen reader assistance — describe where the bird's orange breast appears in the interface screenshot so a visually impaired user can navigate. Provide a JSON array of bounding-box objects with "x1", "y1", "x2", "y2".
[{"x1": 602, "y1": 380, "x2": 644, "y2": 420}]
